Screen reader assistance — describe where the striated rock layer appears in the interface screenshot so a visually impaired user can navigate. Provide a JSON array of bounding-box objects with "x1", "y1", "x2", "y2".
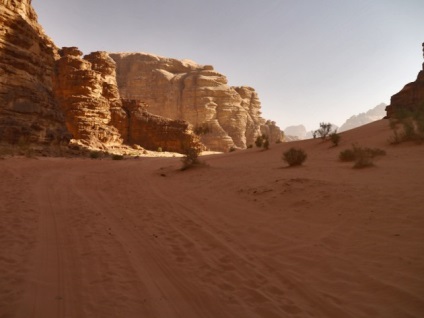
[
  {"x1": 0, "y1": 0, "x2": 67, "y2": 144},
  {"x1": 110, "y1": 53, "x2": 282, "y2": 151},
  {"x1": 53, "y1": 48, "x2": 201, "y2": 152}
]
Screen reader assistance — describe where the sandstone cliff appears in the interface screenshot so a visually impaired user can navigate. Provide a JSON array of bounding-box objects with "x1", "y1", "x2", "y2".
[
  {"x1": 53, "y1": 47, "x2": 124, "y2": 149},
  {"x1": 110, "y1": 53, "x2": 282, "y2": 151},
  {"x1": 0, "y1": 0, "x2": 67, "y2": 144},
  {"x1": 53, "y1": 48, "x2": 201, "y2": 152},
  {"x1": 386, "y1": 44, "x2": 424, "y2": 118},
  {"x1": 1, "y1": 1, "x2": 278, "y2": 154}
]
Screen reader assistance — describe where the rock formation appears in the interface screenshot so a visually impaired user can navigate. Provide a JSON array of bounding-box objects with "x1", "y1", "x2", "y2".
[
  {"x1": 1, "y1": 1, "x2": 279, "y2": 154},
  {"x1": 110, "y1": 53, "x2": 282, "y2": 151},
  {"x1": 120, "y1": 99, "x2": 201, "y2": 152},
  {"x1": 53, "y1": 47, "x2": 123, "y2": 149},
  {"x1": 386, "y1": 43, "x2": 424, "y2": 117},
  {"x1": 339, "y1": 103, "x2": 386, "y2": 132},
  {"x1": 53, "y1": 48, "x2": 201, "y2": 152},
  {"x1": 386, "y1": 70, "x2": 424, "y2": 117},
  {"x1": 0, "y1": 0, "x2": 68, "y2": 144}
]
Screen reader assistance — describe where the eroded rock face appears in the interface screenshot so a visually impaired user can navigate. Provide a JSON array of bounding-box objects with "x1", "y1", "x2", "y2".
[
  {"x1": 386, "y1": 44, "x2": 424, "y2": 117},
  {"x1": 53, "y1": 48, "x2": 202, "y2": 152},
  {"x1": 110, "y1": 53, "x2": 282, "y2": 151},
  {"x1": 120, "y1": 99, "x2": 202, "y2": 153},
  {"x1": 0, "y1": 0, "x2": 67, "y2": 144},
  {"x1": 1, "y1": 1, "x2": 278, "y2": 154},
  {"x1": 53, "y1": 48, "x2": 123, "y2": 149}
]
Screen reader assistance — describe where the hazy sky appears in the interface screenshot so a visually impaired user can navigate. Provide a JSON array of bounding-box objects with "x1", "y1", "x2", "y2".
[{"x1": 32, "y1": 0, "x2": 424, "y2": 131}]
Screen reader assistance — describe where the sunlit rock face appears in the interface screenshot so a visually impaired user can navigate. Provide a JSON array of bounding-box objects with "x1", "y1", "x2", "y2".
[
  {"x1": 54, "y1": 48, "x2": 202, "y2": 152},
  {"x1": 0, "y1": 0, "x2": 278, "y2": 153},
  {"x1": 0, "y1": 0, "x2": 68, "y2": 144},
  {"x1": 110, "y1": 53, "x2": 282, "y2": 151},
  {"x1": 53, "y1": 48, "x2": 124, "y2": 149}
]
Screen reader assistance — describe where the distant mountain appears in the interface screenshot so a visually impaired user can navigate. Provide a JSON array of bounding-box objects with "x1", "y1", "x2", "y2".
[
  {"x1": 284, "y1": 125, "x2": 307, "y2": 140},
  {"x1": 339, "y1": 103, "x2": 387, "y2": 132}
]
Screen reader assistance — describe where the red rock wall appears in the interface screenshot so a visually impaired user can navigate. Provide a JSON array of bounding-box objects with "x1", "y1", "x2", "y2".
[
  {"x1": 119, "y1": 100, "x2": 203, "y2": 152},
  {"x1": 0, "y1": 0, "x2": 68, "y2": 144}
]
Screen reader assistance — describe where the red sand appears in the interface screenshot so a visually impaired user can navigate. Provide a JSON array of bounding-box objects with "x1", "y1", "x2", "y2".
[{"x1": 1, "y1": 120, "x2": 424, "y2": 318}]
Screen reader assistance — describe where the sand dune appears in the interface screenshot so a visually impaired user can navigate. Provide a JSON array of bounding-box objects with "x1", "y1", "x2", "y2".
[{"x1": 1, "y1": 119, "x2": 424, "y2": 318}]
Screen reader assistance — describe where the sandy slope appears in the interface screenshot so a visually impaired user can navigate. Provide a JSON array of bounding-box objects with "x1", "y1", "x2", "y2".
[{"x1": 1, "y1": 119, "x2": 423, "y2": 318}]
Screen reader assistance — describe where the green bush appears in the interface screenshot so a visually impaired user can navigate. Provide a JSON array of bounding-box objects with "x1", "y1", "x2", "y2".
[{"x1": 282, "y1": 147, "x2": 307, "y2": 166}]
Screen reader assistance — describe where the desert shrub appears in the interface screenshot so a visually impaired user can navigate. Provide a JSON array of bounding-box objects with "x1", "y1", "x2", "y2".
[
  {"x1": 339, "y1": 149, "x2": 356, "y2": 162},
  {"x1": 181, "y1": 147, "x2": 201, "y2": 170},
  {"x1": 255, "y1": 135, "x2": 264, "y2": 148},
  {"x1": 229, "y1": 146, "x2": 236, "y2": 152},
  {"x1": 112, "y1": 154, "x2": 124, "y2": 160},
  {"x1": 89, "y1": 151, "x2": 101, "y2": 159},
  {"x1": 157, "y1": 147, "x2": 163, "y2": 152},
  {"x1": 339, "y1": 144, "x2": 386, "y2": 168},
  {"x1": 247, "y1": 144, "x2": 253, "y2": 149},
  {"x1": 315, "y1": 122, "x2": 333, "y2": 140},
  {"x1": 282, "y1": 147, "x2": 307, "y2": 166},
  {"x1": 255, "y1": 134, "x2": 270, "y2": 149},
  {"x1": 329, "y1": 131, "x2": 341, "y2": 146},
  {"x1": 353, "y1": 153, "x2": 374, "y2": 169}
]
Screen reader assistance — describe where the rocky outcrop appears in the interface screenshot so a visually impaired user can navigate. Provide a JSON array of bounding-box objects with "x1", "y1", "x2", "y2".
[
  {"x1": 339, "y1": 103, "x2": 386, "y2": 132},
  {"x1": 53, "y1": 48, "x2": 123, "y2": 149},
  {"x1": 53, "y1": 48, "x2": 201, "y2": 152},
  {"x1": 386, "y1": 43, "x2": 424, "y2": 118},
  {"x1": 1, "y1": 1, "x2": 278, "y2": 154},
  {"x1": 110, "y1": 53, "x2": 282, "y2": 151},
  {"x1": 0, "y1": 0, "x2": 67, "y2": 144},
  {"x1": 120, "y1": 99, "x2": 202, "y2": 153}
]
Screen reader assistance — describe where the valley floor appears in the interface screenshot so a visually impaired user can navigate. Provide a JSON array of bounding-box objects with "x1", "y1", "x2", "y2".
[{"x1": 1, "y1": 120, "x2": 423, "y2": 318}]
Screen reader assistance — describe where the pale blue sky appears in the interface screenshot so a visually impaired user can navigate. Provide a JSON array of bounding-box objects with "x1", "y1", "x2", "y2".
[{"x1": 33, "y1": 0, "x2": 424, "y2": 131}]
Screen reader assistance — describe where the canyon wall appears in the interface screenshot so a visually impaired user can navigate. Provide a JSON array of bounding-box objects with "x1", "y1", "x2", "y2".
[
  {"x1": 53, "y1": 48, "x2": 201, "y2": 152},
  {"x1": 1, "y1": 0, "x2": 279, "y2": 154},
  {"x1": 0, "y1": 0, "x2": 68, "y2": 144},
  {"x1": 110, "y1": 53, "x2": 282, "y2": 151}
]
